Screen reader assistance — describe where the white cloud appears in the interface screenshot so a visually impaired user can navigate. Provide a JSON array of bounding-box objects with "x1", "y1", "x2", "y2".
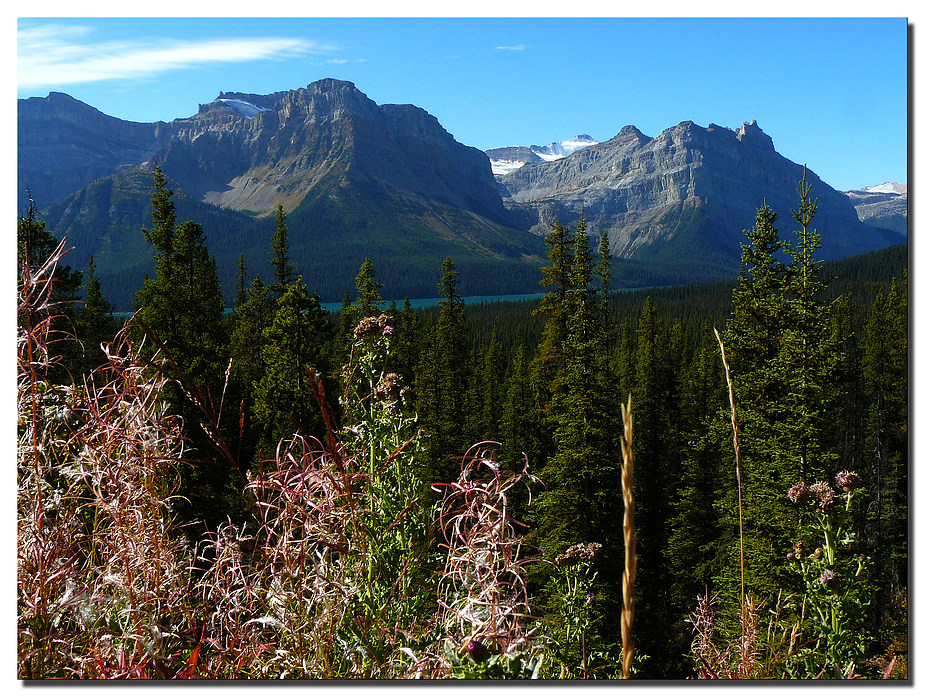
[
  {"x1": 495, "y1": 44, "x2": 528, "y2": 51},
  {"x1": 17, "y1": 23, "x2": 335, "y2": 89}
]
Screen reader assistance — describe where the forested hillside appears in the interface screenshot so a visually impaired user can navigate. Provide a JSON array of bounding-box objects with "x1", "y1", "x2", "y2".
[{"x1": 17, "y1": 167, "x2": 907, "y2": 679}]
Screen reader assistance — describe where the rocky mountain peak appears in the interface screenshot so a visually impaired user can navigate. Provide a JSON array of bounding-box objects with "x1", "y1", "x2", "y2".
[{"x1": 736, "y1": 119, "x2": 774, "y2": 150}]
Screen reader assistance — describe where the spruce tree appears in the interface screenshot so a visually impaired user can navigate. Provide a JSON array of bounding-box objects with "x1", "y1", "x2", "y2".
[
  {"x1": 270, "y1": 204, "x2": 296, "y2": 297},
  {"x1": 253, "y1": 277, "x2": 333, "y2": 451},
  {"x1": 416, "y1": 257, "x2": 471, "y2": 485},
  {"x1": 76, "y1": 255, "x2": 117, "y2": 375},
  {"x1": 354, "y1": 257, "x2": 384, "y2": 319}
]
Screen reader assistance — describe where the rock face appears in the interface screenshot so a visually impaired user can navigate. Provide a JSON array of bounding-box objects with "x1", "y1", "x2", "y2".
[
  {"x1": 20, "y1": 79, "x2": 507, "y2": 222},
  {"x1": 498, "y1": 120, "x2": 904, "y2": 278},
  {"x1": 22, "y1": 80, "x2": 546, "y2": 309},
  {"x1": 17, "y1": 92, "x2": 165, "y2": 210},
  {"x1": 18, "y1": 85, "x2": 906, "y2": 307},
  {"x1": 844, "y1": 183, "x2": 907, "y2": 236}
]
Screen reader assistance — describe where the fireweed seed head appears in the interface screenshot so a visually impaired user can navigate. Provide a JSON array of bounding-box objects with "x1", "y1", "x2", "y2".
[
  {"x1": 819, "y1": 569, "x2": 839, "y2": 591},
  {"x1": 788, "y1": 482, "x2": 810, "y2": 504},
  {"x1": 836, "y1": 471, "x2": 861, "y2": 492}
]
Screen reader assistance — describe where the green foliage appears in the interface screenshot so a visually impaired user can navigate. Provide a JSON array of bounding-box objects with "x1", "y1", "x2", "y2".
[
  {"x1": 416, "y1": 257, "x2": 472, "y2": 485},
  {"x1": 253, "y1": 277, "x2": 333, "y2": 448},
  {"x1": 269, "y1": 204, "x2": 296, "y2": 297},
  {"x1": 784, "y1": 475, "x2": 872, "y2": 677},
  {"x1": 75, "y1": 256, "x2": 118, "y2": 375}
]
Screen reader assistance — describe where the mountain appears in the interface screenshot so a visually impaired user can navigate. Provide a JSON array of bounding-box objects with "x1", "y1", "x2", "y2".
[
  {"x1": 844, "y1": 183, "x2": 907, "y2": 236},
  {"x1": 19, "y1": 84, "x2": 905, "y2": 311},
  {"x1": 497, "y1": 120, "x2": 905, "y2": 282},
  {"x1": 19, "y1": 80, "x2": 547, "y2": 310},
  {"x1": 486, "y1": 135, "x2": 598, "y2": 177},
  {"x1": 17, "y1": 92, "x2": 165, "y2": 211}
]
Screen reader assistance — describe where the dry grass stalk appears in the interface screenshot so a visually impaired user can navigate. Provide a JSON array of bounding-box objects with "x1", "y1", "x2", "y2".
[
  {"x1": 619, "y1": 396, "x2": 636, "y2": 678},
  {"x1": 714, "y1": 328, "x2": 745, "y2": 609}
]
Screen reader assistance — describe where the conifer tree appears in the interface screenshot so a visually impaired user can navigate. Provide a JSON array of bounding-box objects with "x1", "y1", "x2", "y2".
[
  {"x1": 234, "y1": 253, "x2": 248, "y2": 310},
  {"x1": 76, "y1": 255, "x2": 117, "y2": 375},
  {"x1": 230, "y1": 275, "x2": 275, "y2": 401},
  {"x1": 860, "y1": 275, "x2": 907, "y2": 648},
  {"x1": 354, "y1": 257, "x2": 384, "y2": 319},
  {"x1": 392, "y1": 297, "x2": 420, "y2": 388},
  {"x1": 532, "y1": 220, "x2": 575, "y2": 415},
  {"x1": 476, "y1": 329, "x2": 506, "y2": 442},
  {"x1": 598, "y1": 228, "x2": 613, "y2": 362},
  {"x1": 416, "y1": 257, "x2": 471, "y2": 485},
  {"x1": 253, "y1": 277, "x2": 333, "y2": 450},
  {"x1": 270, "y1": 204, "x2": 296, "y2": 297},
  {"x1": 134, "y1": 167, "x2": 238, "y2": 527}
]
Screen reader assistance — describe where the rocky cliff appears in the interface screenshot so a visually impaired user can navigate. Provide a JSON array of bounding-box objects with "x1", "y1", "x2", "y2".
[
  {"x1": 23, "y1": 80, "x2": 546, "y2": 309},
  {"x1": 17, "y1": 92, "x2": 165, "y2": 210},
  {"x1": 844, "y1": 183, "x2": 907, "y2": 236},
  {"x1": 498, "y1": 120, "x2": 903, "y2": 276}
]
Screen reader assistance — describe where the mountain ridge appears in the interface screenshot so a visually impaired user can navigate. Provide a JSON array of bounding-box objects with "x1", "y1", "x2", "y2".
[{"x1": 18, "y1": 81, "x2": 905, "y2": 310}]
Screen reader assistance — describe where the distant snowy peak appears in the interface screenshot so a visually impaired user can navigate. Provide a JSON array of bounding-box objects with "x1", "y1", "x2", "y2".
[
  {"x1": 486, "y1": 134, "x2": 598, "y2": 176},
  {"x1": 532, "y1": 134, "x2": 599, "y2": 160},
  {"x1": 858, "y1": 182, "x2": 907, "y2": 195},
  {"x1": 216, "y1": 98, "x2": 270, "y2": 118}
]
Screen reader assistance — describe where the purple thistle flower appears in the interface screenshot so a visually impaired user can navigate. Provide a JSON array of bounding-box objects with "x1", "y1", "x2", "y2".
[
  {"x1": 466, "y1": 639, "x2": 490, "y2": 663},
  {"x1": 788, "y1": 482, "x2": 810, "y2": 504},
  {"x1": 819, "y1": 569, "x2": 839, "y2": 591},
  {"x1": 836, "y1": 471, "x2": 861, "y2": 492}
]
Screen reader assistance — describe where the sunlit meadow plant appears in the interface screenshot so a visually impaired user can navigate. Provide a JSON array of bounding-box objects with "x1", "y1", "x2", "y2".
[
  {"x1": 783, "y1": 472, "x2": 871, "y2": 678},
  {"x1": 18, "y1": 241, "x2": 198, "y2": 679}
]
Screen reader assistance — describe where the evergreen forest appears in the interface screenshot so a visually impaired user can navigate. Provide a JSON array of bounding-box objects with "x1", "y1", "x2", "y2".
[{"x1": 17, "y1": 167, "x2": 908, "y2": 679}]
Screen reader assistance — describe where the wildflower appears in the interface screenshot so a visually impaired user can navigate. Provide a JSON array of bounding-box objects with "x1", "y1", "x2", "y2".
[
  {"x1": 353, "y1": 313, "x2": 392, "y2": 340},
  {"x1": 813, "y1": 548, "x2": 823, "y2": 560},
  {"x1": 835, "y1": 471, "x2": 861, "y2": 493},
  {"x1": 787, "y1": 552, "x2": 795, "y2": 561},
  {"x1": 788, "y1": 482, "x2": 810, "y2": 504},
  {"x1": 808, "y1": 480, "x2": 834, "y2": 501},
  {"x1": 809, "y1": 481, "x2": 840, "y2": 512},
  {"x1": 374, "y1": 373, "x2": 403, "y2": 402},
  {"x1": 818, "y1": 493, "x2": 842, "y2": 513},
  {"x1": 466, "y1": 639, "x2": 490, "y2": 663},
  {"x1": 554, "y1": 542, "x2": 602, "y2": 567},
  {"x1": 819, "y1": 569, "x2": 839, "y2": 591},
  {"x1": 794, "y1": 540, "x2": 806, "y2": 557}
]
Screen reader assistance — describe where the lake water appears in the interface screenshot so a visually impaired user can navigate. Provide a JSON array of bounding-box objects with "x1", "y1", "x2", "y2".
[{"x1": 114, "y1": 292, "x2": 546, "y2": 318}]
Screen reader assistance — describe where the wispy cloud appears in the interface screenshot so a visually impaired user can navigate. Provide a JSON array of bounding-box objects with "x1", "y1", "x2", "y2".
[
  {"x1": 495, "y1": 44, "x2": 528, "y2": 51},
  {"x1": 18, "y1": 23, "x2": 335, "y2": 89}
]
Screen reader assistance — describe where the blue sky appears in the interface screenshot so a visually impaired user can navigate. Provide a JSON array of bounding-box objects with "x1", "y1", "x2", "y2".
[{"x1": 16, "y1": 14, "x2": 909, "y2": 191}]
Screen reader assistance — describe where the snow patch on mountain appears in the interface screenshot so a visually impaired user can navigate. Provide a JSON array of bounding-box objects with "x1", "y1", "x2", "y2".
[
  {"x1": 488, "y1": 134, "x2": 598, "y2": 176},
  {"x1": 491, "y1": 159, "x2": 530, "y2": 177},
  {"x1": 217, "y1": 98, "x2": 270, "y2": 118},
  {"x1": 858, "y1": 182, "x2": 907, "y2": 195}
]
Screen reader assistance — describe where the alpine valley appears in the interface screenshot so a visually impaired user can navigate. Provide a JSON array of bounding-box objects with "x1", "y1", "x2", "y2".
[{"x1": 17, "y1": 78, "x2": 906, "y2": 310}]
